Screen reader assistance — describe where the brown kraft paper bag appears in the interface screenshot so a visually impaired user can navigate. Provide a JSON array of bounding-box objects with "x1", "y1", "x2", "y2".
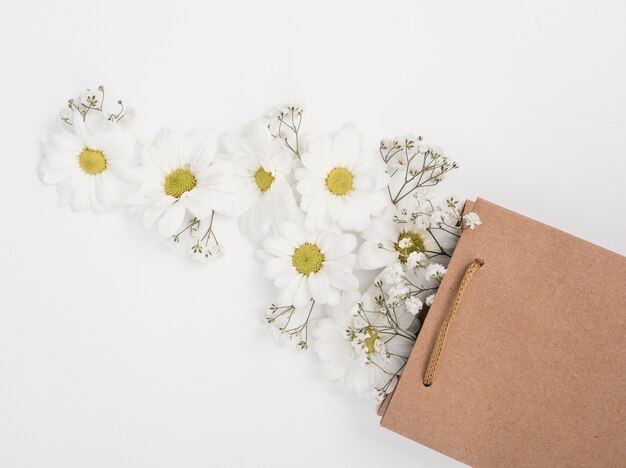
[{"x1": 380, "y1": 198, "x2": 626, "y2": 467}]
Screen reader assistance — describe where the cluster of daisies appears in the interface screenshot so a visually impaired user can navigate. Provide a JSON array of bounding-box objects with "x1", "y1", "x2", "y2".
[{"x1": 40, "y1": 88, "x2": 480, "y2": 404}]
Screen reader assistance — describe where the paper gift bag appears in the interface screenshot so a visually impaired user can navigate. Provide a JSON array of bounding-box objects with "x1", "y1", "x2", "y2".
[{"x1": 380, "y1": 198, "x2": 626, "y2": 467}]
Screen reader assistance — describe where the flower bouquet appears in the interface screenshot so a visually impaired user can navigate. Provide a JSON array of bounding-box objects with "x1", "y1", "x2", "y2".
[{"x1": 40, "y1": 87, "x2": 480, "y2": 404}]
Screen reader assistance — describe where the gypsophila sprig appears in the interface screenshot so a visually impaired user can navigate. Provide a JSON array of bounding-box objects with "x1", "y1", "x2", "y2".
[
  {"x1": 382, "y1": 136, "x2": 459, "y2": 206},
  {"x1": 169, "y1": 212, "x2": 222, "y2": 263},
  {"x1": 63, "y1": 86, "x2": 129, "y2": 125},
  {"x1": 267, "y1": 100, "x2": 304, "y2": 159},
  {"x1": 266, "y1": 300, "x2": 317, "y2": 350}
]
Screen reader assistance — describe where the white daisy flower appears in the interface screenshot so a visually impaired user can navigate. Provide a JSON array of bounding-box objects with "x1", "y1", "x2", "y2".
[
  {"x1": 313, "y1": 288, "x2": 417, "y2": 403},
  {"x1": 295, "y1": 124, "x2": 390, "y2": 232},
  {"x1": 39, "y1": 110, "x2": 138, "y2": 213},
  {"x1": 222, "y1": 121, "x2": 298, "y2": 241},
  {"x1": 358, "y1": 206, "x2": 439, "y2": 270},
  {"x1": 259, "y1": 222, "x2": 358, "y2": 308},
  {"x1": 138, "y1": 128, "x2": 243, "y2": 236}
]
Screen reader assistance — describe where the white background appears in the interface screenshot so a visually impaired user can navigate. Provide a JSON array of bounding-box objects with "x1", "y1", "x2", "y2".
[{"x1": 1, "y1": 1, "x2": 625, "y2": 467}]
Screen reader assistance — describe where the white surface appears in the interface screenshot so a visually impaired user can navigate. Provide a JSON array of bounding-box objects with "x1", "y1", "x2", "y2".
[{"x1": 1, "y1": 1, "x2": 625, "y2": 467}]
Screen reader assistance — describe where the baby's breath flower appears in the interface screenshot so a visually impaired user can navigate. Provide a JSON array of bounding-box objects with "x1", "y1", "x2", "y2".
[
  {"x1": 207, "y1": 244, "x2": 222, "y2": 258},
  {"x1": 166, "y1": 235, "x2": 181, "y2": 250},
  {"x1": 59, "y1": 107, "x2": 72, "y2": 123},
  {"x1": 405, "y1": 296, "x2": 423, "y2": 315},
  {"x1": 124, "y1": 106, "x2": 137, "y2": 120},
  {"x1": 187, "y1": 241, "x2": 221, "y2": 263},
  {"x1": 398, "y1": 237, "x2": 412, "y2": 249},
  {"x1": 382, "y1": 133, "x2": 458, "y2": 206},
  {"x1": 426, "y1": 263, "x2": 447, "y2": 281},
  {"x1": 380, "y1": 138, "x2": 395, "y2": 151},
  {"x1": 188, "y1": 243, "x2": 206, "y2": 262},
  {"x1": 164, "y1": 215, "x2": 222, "y2": 264},
  {"x1": 283, "y1": 99, "x2": 304, "y2": 114},
  {"x1": 388, "y1": 284, "x2": 409, "y2": 301},
  {"x1": 463, "y1": 212, "x2": 482, "y2": 230},
  {"x1": 407, "y1": 251, "x2": 428, "y2": 269},
  {"x1": 425, "y1": 294, "x2": 436, "y2": 307},
  {"x1": 369, "y1": 387, "x2": 386, "y2": 404},
  {"x1": 266, "y1": 300, "x2": 318, "y2": 350},
  {"x1": 383, "y1": 263, "x2": 404, "y2": 285},
  {"x1": 78, "y1": 89, "x2": 100, "y2": 108},
  {"x1": 429, "y1": 210, "x2": 444, "y2": 227}
]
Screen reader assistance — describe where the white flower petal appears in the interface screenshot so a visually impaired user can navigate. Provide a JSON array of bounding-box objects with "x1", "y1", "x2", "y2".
[
  {"x1": 141, "y1": 196, "x2": 175, "y2": 228},
  {"x1": 325, "y1": 288, "x2": 341, "y2": 306},
  {"x1": 331, "y1": 124, "x2": 360, "y2": 167},
  {"x1": 184, "y1": 128, "x2": 217, "y2": 166},
  {"x1": 158, "y1": 201, "x2": 186, "y2": 236},
  {"x1": 324, "y1": 266, "x2": 359, "y2": 291},
  {"x1": 293, "y1": 277, "x2": 312, "y2": 307},
  {"x1": 324, "y1": 257, "x2": 356, "y2": 273},
  {"x1": 71, "y1": 175, "x2": 91, "y2": 212},
  {"x1": 308, "y1": 271, "x2": 330, "y2": 303},
  {"x1": 300, "y1": 150, "x2": 331, "y2": 177},
  {"x1": 41, "y1": 166, "x2": 74, "y2": 185},
  {"x1": 72, "y1": 110, "x2": 95, "y2": 148},
  {"x1": 358, "y1": 241, "x2": 398, "y2": 270},
  {"x1": 297, "y1": 176, "x2": 323, "y2": 197},
  {"x1": 280, "y1": 223, "x2": 306, "y2": 248},
  {"x1": 200, "y1": 160, "x2": 235, "y2": 187},
  {"x1": 181, "y1": 187, "x2": 213, "y2": 219},
  {"x1": 279, "y1": 275, "x2": 303, "y2": 305},
  {"x1": 263, "y1": 257, "x2": 292, "y2": 279},
  {"x1": 320, "y1": 233, "x2": 356, "y2": 260},
  {"x1": 275, "y1": 267, "x2": 298, "y2": 288}
]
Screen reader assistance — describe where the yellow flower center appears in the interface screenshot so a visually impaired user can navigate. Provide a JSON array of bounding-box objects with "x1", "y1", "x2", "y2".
[
  {"x1": 395, "y1": 231, "x2": 426, "y2": 263},
  {"x1": 164, "y1": 168, "x2": 197, "y2": 198},
  {"x1": 363, "y1": 327, "x2": 379, "y2": 354},
  {"x1": 325, "y1": 167, "x2": 354, "y2": 196},
  {"x1": 292, "y1": 243, "x2": 325, "y2": 275},
  {"x1": 78, "y1": 148, "x2": 107, "y2": 175},
  {"x1": 254, "y1": 167, "x2": 275, "y2": 192}
]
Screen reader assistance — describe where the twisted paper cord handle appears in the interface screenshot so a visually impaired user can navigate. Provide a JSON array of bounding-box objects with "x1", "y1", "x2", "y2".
[{"x1": 423, "y1": 258, "x2": 484, "y2": 387}]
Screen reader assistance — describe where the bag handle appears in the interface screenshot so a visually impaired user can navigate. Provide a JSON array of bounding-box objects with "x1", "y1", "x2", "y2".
[{"x1": 423, "y1": 259, "x2": 484, "y2": 387}]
